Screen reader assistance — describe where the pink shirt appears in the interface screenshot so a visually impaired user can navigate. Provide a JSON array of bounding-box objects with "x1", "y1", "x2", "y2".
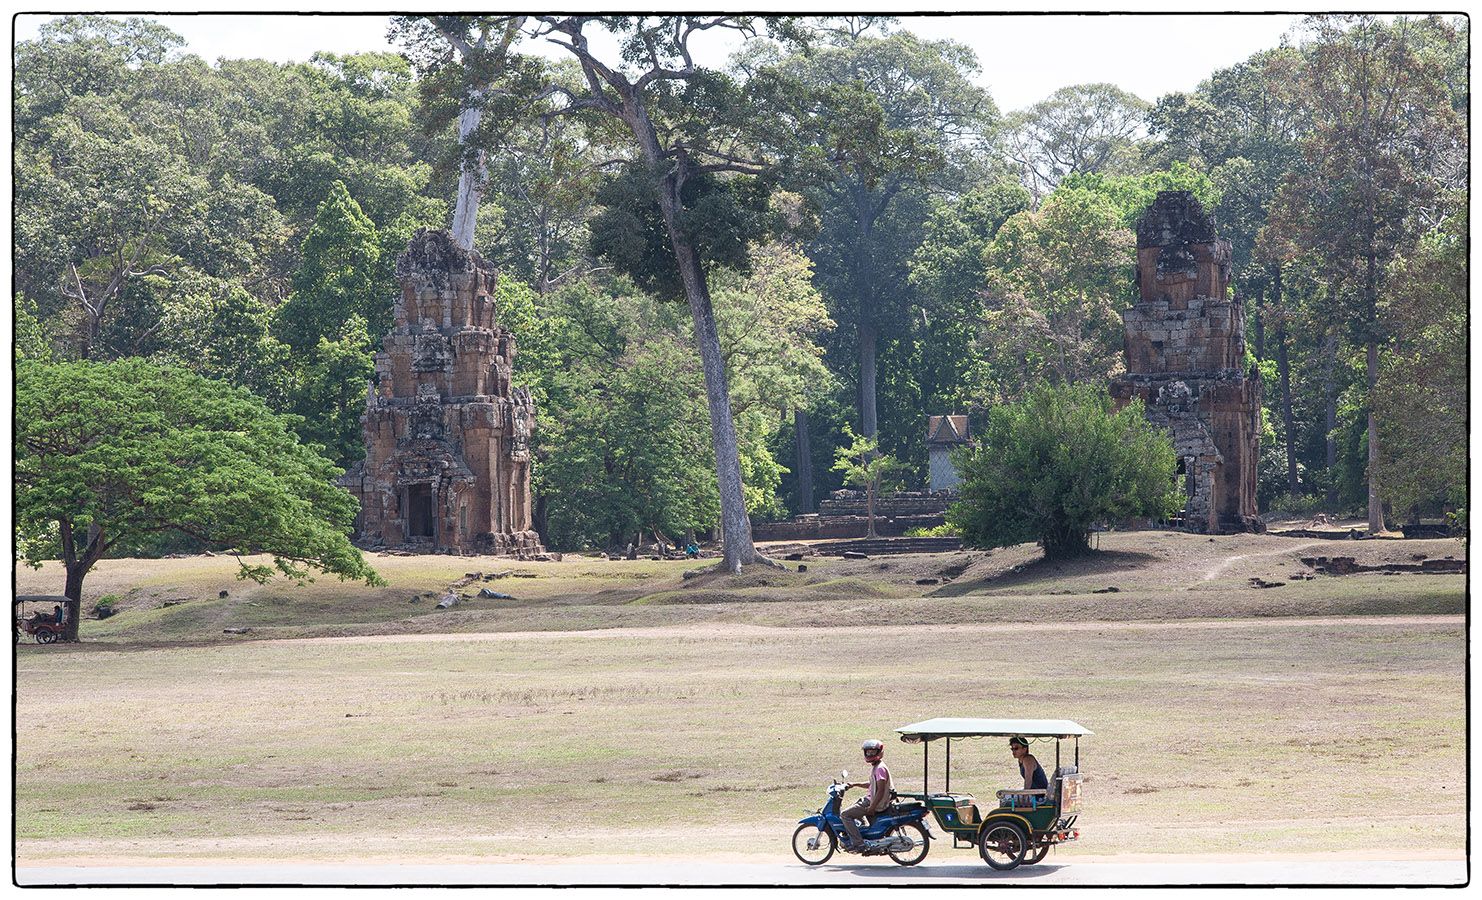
[{"x1": 868, "y1": 761, "x2": 893, "y2": 811}]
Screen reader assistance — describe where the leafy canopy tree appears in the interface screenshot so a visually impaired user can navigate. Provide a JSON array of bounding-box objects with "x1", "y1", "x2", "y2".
[
  {"x1": 769, "y1": 25, "x2": 999, "y2": 445},
  {"x1": 948, "y1": 384, "x2": 1182, "y2": 559},
  {"x1": 1265, "y1": 15, "x2": 1462, "y2": 533},
  {"x1": 275, "y1": 180, "x2": 384, "y2": 351},
  {"x1": 977, "y1": 185, "x2": 1135, "y2": 400},
  {"x1": 831, "y1": 430, "x2": 907, "y2": 539},
  {"x1": 290, "y1": 316, "x2": 378, "y2": 469},
  {"x1": 15, "y1": 359, "x2": 382, "y2": 640},
  {"x1": 1373, "y1": 197, "x2": 1467, "y2": 527},
  {"x1": 1003, "y1": 83, "x2": 1151, "y2": 201}
]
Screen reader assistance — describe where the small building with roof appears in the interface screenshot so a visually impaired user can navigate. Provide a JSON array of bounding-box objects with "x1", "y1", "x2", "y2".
[{"x1": 926, "y1": 414, "x2": 971, "y2": 493}]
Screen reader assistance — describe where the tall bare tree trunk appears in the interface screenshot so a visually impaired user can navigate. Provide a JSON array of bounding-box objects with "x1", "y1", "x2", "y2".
[
  {"x1": 1272, "y1": 269, "x2": 1298, "y2": 498},
  {"x1": 450, "y1": 103, "x2": 485, "y2": 250},
  {"x1": 1363, "y1": 255, "x2": 1385, "y2": 534},
  {"x1": 859, "y1": 323, "x2": 878, "y2": 439},
  {"x1": 1249, "y1": 284, "x2": 1264, "y2": 361},
  {"x1": 637, "y1": 139, "x2": 758, "y2": 570},
  {"x1": 1321, "y1": 331, "x2": 1338, "y2": 506},
  {"x1": 1366, "y1": 340, "x2": 1384, "y2": 532},
  {"x1": 794, "y1": 408, "x2": 815, "y2": 514}
]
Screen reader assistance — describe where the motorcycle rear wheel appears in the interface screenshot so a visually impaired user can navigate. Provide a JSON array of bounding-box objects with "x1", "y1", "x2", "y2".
[
  {"x1": 792, "y1": 823, "x2": 835, "y2": 865},
  {"x1": 886, "y1": 821, "x2": 930, "y2": 866}
]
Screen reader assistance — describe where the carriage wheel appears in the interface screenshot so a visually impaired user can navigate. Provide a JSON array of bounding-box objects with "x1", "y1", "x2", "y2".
[
  {"x1": 979, "y1": 822, "x2": 1027, "y2": 870},
  {"x1": 36, "y1": 630, "x2": 57, "y2": 644}
]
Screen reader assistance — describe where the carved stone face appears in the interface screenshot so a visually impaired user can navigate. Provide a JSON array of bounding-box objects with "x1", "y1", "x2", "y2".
[{"x1": 410, "y1": 383, "x2": 445, "y2": 440}]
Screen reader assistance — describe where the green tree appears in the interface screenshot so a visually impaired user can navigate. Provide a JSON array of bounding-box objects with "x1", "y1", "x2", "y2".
[
  {"x1": 290, "y1": 316, "x2": 378, "y2": 468},
  {"x1": 1057, "y1": 161, "x2": 1222, "y2": 229},
  {"x1": 14, "y1": 103, "x2": 282, "y2": 358},
  {"x1": 773, "y1": 27, "x2": 999, "y2": 447},
  {"x1": 15, "y1": 359, "x2": 381, "y2": 640},
  {"x1": 978, "y1": 186, "x2": 1136, "y2": 399},
  {"x1": 518, "y1": 277, "x2": 720, "y2": 549},
  {"x1": 1003, "y1": 83, "x2": 1151, "y2": 200},
  {"x1": 831, "y1": 430, "x2": 907, "y2": 538},
  {"x1": 1373, "y1": 199, "x2": 1466, "y2": 525},
  {"x1": 948, "y1": 384, "x2": 1181, "y2": 558},
  {"x1": 1266, "y1": 14, "x2": 1463, "y2": 533},
  {"x1": 906, "y1": 178, "x2": 1032, "y2": 414},
  {"x1": 275, "y1": 180, "x2": 384, "y2": 351},
  {"x1": 15, "y1": 295, "x2": 55, "y2": 362},
  {"x1": 512, "y1": 232, "x2": 830, "y2": 548},
  {"x1": 147, "y1": 274, "x2": 296, "y2": 409}
]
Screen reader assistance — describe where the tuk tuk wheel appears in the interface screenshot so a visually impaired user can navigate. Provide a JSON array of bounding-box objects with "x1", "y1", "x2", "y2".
[
  {"x1": 1025, "y1": 842, "x2": 1051, "y2": 865},
  {"x1": 792, "y1": 823, "x2": 835, "y2": 865},
  {"x1": 35, "y1": 630, "x2": 58, "y2": 645},
  {"x1": 979, "y1": 822, "x2": 1027, "y2": 870}
]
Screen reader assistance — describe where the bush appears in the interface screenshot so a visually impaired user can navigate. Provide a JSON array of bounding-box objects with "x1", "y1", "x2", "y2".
[
  {"x1": 93, "y1": 594, "x2": 120, "y2": 619},
  {"x1": 947, "y1": 383, "x2": 1182, "y2": 558},
  {"x1": 904, "y1": 524, "x2": 958, "y2": 538}
]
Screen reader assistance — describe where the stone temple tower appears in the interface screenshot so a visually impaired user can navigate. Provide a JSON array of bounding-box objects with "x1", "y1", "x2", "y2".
[
  {"x1": 1109, "y1": 191, "x2": 1262, "y2": 533},
  {"x1": 339, "y1": 229, "x2": 543, "y2": 555}
]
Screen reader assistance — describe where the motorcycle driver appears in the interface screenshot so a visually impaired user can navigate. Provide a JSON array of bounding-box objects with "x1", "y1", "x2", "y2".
[{"x1": 841, "y1": 739, "x2": 893, "y2": 851}]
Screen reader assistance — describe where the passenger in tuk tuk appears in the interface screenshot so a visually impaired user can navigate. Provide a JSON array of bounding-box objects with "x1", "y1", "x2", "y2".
[{"x1": 1001, "y1": 736, "x2": 1048, "y2": 808}]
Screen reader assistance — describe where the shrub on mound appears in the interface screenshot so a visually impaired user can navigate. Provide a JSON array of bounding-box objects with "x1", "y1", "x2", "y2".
[{"x1": 948, "y1": 383, "x2": 1182, "y2": 559}]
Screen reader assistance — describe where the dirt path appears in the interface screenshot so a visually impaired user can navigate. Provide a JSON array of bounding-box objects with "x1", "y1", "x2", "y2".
[
  {"x1": 17, "y1": 855, "x2": 1467, "y2": 886},
  {"x1": 271, "y1": 613, "x2": 1462, "y2": 647},
  {"x1": 1197, "y1": 539, "x2": 1323, "y2": 583}
]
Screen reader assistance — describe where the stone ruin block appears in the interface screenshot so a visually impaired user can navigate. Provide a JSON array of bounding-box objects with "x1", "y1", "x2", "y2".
[
  {"x1": 1110, "y1": 192, "x2": 1262, "y2": 534},
  {"x1": 339, "y1": 229, "x2": 543, "y2": 555}
]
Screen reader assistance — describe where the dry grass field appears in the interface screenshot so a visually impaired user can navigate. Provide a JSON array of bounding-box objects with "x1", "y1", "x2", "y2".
[
  {"x1": 13, "y1": 529, "x2": 1467, "y2": 866},
  {"x1": 14, "y1": 530, "x2": 1465, "y2": 642}
]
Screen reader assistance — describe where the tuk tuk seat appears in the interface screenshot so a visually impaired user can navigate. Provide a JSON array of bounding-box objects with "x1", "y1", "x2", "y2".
[{"x1": 996, "y1": 788, "x2": 1049, "y2": 810}]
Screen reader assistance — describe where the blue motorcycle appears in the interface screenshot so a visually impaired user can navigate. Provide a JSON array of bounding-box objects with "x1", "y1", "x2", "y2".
[{"x1": 792, "y1": 774, "x2": 932, "y2": 866}]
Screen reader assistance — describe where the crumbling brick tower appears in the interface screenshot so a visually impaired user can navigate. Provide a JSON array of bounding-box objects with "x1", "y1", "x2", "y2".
[
  {"x1": 339, "y1": 229, "x2": 543, "y2": 555},
  {"x1": 1109, "y1": 191, "x2": 1263, "y2": 533}
]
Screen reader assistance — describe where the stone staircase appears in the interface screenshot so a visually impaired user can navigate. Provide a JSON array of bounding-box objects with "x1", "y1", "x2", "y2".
[{"x1": 811, "y1": 536, "x2": 963, "y2": 557}]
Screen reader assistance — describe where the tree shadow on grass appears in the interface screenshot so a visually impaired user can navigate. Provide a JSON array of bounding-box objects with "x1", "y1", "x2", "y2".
[{"x1": 929, "y1": 549, "x2": 1160, "y2": 597}]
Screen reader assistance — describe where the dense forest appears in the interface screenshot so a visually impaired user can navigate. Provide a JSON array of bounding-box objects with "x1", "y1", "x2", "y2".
[{"x1": 13, "y1": 14, "x2": 1468, "y2": 553}]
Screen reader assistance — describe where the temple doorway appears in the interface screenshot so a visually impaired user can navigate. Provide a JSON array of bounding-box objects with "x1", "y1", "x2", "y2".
[{"x1": 407, "y1": 483, "x2": 434, "y2": 538}]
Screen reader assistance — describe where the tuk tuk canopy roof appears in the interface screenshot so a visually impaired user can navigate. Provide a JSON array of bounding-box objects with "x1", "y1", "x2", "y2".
[{"x1": 895, "y1": 718, "x2": 1093, "y2": 742}]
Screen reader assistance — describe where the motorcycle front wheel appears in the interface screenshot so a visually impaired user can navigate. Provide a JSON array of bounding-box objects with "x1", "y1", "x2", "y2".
[
  {"x1": 887, "y1": 821, "x2": 930, "y2": 866},
  {"x1": 792, "y1": 823, "x2": 835, "y2": 865}
]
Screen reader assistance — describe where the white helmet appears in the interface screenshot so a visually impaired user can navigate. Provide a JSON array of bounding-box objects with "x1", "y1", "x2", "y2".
[{"x1": 862, "y1": 739, "x2": 884, "y2": 762}]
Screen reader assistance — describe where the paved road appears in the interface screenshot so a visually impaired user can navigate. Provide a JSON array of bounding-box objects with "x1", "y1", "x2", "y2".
[{"x1": 17, "y1": 858, "x2": 1467, "y2": 886}]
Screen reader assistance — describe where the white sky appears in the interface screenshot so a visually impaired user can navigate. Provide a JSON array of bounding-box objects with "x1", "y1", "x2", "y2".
[{"x1": 13, "y1": 12, "x2": 1308, "y2": 111}]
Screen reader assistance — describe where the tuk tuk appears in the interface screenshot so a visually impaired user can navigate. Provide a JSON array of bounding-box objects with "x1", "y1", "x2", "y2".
[
  {"x1": 894, "y1": 718, "x2": 1090, "y2": 870},
  {"x1": 14, "y1": 595, "x2": 72, "y2": 644}
]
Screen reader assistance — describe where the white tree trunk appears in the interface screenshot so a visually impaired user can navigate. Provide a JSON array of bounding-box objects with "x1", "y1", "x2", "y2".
[{"x1": 450, "y1": 102, "x2": 485, "y2": 251}]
